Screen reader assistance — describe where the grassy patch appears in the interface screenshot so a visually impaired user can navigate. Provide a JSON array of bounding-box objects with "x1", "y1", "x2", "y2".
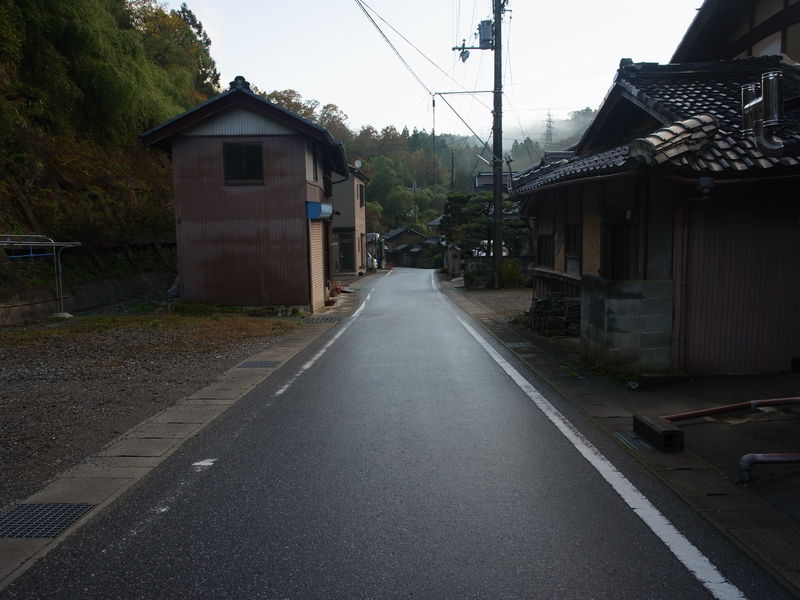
[{"x1": 0, "y1": 311, "x2": 302, "y2": 349}]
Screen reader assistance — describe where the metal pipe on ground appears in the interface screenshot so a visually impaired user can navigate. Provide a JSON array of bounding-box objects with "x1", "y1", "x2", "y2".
[
  {"x1": 632, "y1": 397, "x2": 800, "y2": 454},
  {"x1": 664, "y1": 397, "x2": 800, "y2": 422},
  {"x1": 740, "y1": 453, "x2": 800, "y2": 483}
]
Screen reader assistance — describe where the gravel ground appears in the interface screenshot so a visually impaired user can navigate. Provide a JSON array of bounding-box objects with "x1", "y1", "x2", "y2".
[{"x1": 0, "y1": 320, "x2": 292, "y2": 513}]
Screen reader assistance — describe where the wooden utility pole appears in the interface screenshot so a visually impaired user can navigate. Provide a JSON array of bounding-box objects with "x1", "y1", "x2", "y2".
[
  {"x1": 452, "y1": 1, "x2": 508, "y2": 286},
  {"x1": 491, "y1": 0, "x2": 505, "y2": 288}
]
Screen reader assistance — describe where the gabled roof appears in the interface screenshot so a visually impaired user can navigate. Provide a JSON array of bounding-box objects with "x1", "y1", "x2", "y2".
[
  {"x1": 141, "y1": 76, "x2": 348, "y2": 176},
  {"x1": 384, "y1": 226, "x2": 427, "y2": 241},
  {"x1": 427, "y1": 215, "x2": 443, "y2": 227},
  {"x1": 512, "y1": 56, "x2": 800, "y2": 194},
  {"x1": 349, "y1": 165, "x2": 370, "y2": 182}
]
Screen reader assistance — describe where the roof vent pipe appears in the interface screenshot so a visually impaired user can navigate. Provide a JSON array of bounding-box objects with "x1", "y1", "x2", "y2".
[
  {"x1": 741, "y1": 83, "x2": 760, "y2": 134},
  {"x1": 741, "y1": 71, "x2": 800, "y2": 157}
]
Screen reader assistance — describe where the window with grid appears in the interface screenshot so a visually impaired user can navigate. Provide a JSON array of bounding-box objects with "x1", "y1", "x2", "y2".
[
  {"x1": 537, "y1": 235, "x2": 554, "y2": 268},
  {"x1": 224, "y1": 143, "x2": 263, "y2": 185}
]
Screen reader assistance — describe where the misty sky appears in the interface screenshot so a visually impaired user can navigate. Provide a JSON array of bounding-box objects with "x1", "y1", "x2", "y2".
[{"x1": 166, "y1": 1, "x2": 702, "y2": 142}]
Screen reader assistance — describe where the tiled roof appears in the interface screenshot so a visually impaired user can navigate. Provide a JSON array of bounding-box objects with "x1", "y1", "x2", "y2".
[
  {"x1": 513, "y1": 57, "x2": 800, "y2": 193},
  {"x1": 514, "y1": 146, "x2": 631, "y2": 193},
  {"x1": 384, "y1": 227, "x2": 408, "y2": 240}
]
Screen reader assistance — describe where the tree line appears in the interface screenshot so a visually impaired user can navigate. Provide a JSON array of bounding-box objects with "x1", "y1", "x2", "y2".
[{"x1": 0, "y1": 0, "x2": 595, "y2": 252}]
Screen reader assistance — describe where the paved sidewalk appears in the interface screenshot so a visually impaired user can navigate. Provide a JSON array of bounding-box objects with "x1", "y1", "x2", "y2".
[{"x1": 438, "y1": 274, "x2": 800, "y2": 597}]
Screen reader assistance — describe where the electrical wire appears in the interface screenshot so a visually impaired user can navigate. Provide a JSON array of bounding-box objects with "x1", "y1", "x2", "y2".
[
  {"x1": 354, "y1": 0, "x2": 432, "y2": 96},
  {"x1": 357, "y1": 0, "x2": 491, "y2": 111},
  {"x1": 436, "y1": 93, "x2": 498, "y2": 161},
  {"x1": 354, "y1": 0, "x2": 500, "y2": 157},
  {"x1": 469, "y1": 134, "x2": 494, "y2": 175}
]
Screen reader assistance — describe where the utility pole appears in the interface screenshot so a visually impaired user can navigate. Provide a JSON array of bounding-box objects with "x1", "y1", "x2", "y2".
[
  {"x1": 453, "y1": 0, "x2": 508, "y2": 287},
  {"x1": 450, "y1": 148, "x2": 455, "y2": 190},
  {"x1": 491, "y1": 0, "x2": 505, "y2": 288}
]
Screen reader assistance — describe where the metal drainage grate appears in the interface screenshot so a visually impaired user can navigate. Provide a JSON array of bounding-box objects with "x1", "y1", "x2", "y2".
[
  {"x1": 505, "y1": 342, "x2": 533, "y2": 349},
  {"x1": 614, "y1": 431, "x2": 656, "y2": 452},
  {"x1": 238, "y1": 360, "x2": 280, "y2": 369},
  {"x1": 307, "y1": 317, "x2": 338, "y2": 323},
  {"x1": 0, "y1": 503, "x2": 95, "y2": 538}
]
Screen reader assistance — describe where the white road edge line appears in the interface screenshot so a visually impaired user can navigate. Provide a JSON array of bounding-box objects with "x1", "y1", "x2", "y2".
[
  {"x1": 432, "y1": 272, "x2": 747, "y2": 600},
  {"x1": 274, "y1": 292, "x2": 372, "y2": 397}
]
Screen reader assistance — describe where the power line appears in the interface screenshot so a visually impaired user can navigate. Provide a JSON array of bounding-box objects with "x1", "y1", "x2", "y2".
[
  {"x1": 357, "y1": 0, "x2": 491, "y2": 111},
  {"x1": 354, "y1": 0, "x2": 432, "y2": 95},
  {"x1": 355, "y1": 0, "x2": 495, "y2": 146},
  {"x1": 436, "y1": 93, "x2": 499, "y2": 162}
]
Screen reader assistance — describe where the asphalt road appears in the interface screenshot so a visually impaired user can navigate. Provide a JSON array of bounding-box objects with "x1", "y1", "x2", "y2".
[{"x1": 2, "y1": 269, "x2": 794, "y2": 599}]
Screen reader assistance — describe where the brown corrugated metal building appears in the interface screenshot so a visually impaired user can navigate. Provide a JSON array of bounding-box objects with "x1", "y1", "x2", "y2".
[{"x1": 141, "y1": 76, "x2": 348, "y2": 312}]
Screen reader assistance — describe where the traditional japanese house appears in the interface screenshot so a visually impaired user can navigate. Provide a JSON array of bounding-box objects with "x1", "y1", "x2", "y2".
[
  {"x1": 384, "y1": 227, "x2": 427, "y2": 268},
  {"x1": 141, "y1": 76, "x2": 348, "y2": 312},
  {"x1": 513, "y1": 2, "x2": 800, "y2": 374}
]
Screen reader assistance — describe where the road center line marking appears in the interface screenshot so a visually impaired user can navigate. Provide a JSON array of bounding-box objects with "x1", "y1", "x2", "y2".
[
  {"x1": 192, "y1": 458, "x2": 218, "y2": 471},
  {"x1": 274, "y1": 292, "x2": 371, "y2": 397},
  {"x1": 432, "y1": 273, "x2": 747, "y2": 600}
]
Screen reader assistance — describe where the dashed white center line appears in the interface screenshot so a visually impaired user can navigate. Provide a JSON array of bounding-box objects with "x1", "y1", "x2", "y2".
[{"x1": 192, "y1": 458, "x2": 218, "y2": 471}]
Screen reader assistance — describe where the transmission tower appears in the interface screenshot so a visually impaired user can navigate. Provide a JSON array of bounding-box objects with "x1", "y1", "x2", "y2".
[{"x1": 544, "y1": 110, "x2": 554, "y2": 150}]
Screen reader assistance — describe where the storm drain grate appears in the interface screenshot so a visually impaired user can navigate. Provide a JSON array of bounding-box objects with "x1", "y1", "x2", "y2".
[
  {"x1": 0, "y1": 503, "x2": 95, "y2": 538},
  {"x1": 238, "y1": 360, "x2": 280, "y2": 369},
  {"x1": 505, "y1": 342, "x2": 534, "y2": 349},
  {"x1": 614, "y1": 431, "x2": 656, "y2": 452},
  {"x1": 307, "y1": 317, "x2": 338, "y2": 323}
]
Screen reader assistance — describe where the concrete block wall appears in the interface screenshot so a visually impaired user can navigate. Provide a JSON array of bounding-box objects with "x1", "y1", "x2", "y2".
[
  {"x1": 0, "y1": 271, "x2": 175, "y2": 326},
  {"x1": 581, "y1": 276, "x2": 673, "y2": 372}
]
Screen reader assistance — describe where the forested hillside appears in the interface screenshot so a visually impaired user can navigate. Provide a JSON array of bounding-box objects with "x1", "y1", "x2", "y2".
[
  {"x1": 0, "y1": 0, "x2": 217, "y2": 245},
  {"x1": 0, "y1": 0, "x2": 593, "y2": 252}
]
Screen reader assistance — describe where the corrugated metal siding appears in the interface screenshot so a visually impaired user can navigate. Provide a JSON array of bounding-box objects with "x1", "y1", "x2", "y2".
[
  {"x1": 171, "y1": 135, "x2": 311, "y2": 306},
  {"x1": 683, "y1": 197, "x2": 800, "y2": 373},
  {"x1": 309, "y1": 222, "x2": 325, "y2": 311},
  {"x1": 183, "y1": 108, "x2": 294, "y2": 136}
]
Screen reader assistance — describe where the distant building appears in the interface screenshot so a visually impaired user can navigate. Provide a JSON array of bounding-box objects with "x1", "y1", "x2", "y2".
[
  {"x1": 472, "y1": 171, "x2": 518, "y2": 195},
  {"x1": 331, "y1": 166, "x2": 368, "y2": 274}
]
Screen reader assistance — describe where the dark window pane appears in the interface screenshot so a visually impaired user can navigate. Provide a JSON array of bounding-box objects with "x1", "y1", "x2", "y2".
[
  {"x1": 224, "y1": 143, "x2": 263, "y2": 185},
  {"x1": 243, "y1": 144, "x2": 263, "y2": 180},
  {"x1": 565, "y1": 226, "x2": 581, "y2": 258}
]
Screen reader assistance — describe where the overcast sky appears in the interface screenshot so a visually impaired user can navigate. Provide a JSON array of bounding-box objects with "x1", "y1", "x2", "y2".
[{"x1": 166, "y1": 1, "x2": 703, "y2": 142}]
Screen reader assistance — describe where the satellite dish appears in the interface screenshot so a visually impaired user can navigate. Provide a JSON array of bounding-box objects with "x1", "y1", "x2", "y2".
[{"x1": 354, "y1": 160, "x2": 363, "y2": 169}]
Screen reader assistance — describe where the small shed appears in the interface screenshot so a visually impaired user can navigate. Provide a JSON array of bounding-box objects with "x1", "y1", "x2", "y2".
[{"x1": 141, "y1": 76, "x2": 348, "y2": 311}]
